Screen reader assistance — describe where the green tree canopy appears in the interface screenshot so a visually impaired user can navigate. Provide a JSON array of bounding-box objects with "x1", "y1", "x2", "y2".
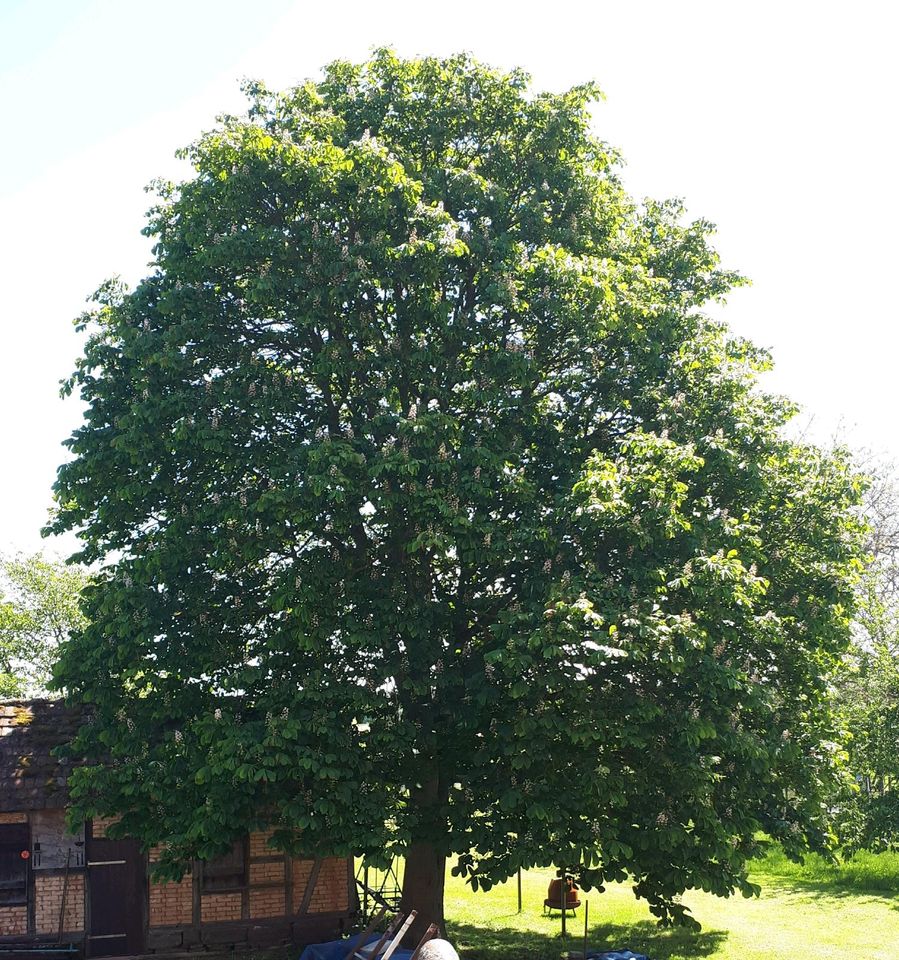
[
  {"x1": 0, "y1": 552, "x2": 88, "y2": 697},
  {"x1": 49, "y1": 50, "x2": 865, "y2": 929},
  {"x1": 834, "y1": 457, "x2": 899, "y2": 851}
]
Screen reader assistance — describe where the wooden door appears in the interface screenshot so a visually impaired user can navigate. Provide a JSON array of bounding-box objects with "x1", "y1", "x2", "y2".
[{"x1": 86, "y1": 825, "x2": 145, "y2": 957}]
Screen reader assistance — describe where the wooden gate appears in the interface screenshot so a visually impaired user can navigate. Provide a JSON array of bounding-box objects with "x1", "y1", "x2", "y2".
[{"x1": 85, "y1": 824, "x2": 145, "y2": 957}]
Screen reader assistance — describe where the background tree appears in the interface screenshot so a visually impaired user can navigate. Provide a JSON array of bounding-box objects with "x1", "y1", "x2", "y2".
[
  {"x1": 0, "y1": 552, "x2": 88, "y2": 696},
  {"x1": 49, "y1": 50, "x2": 865, "y2": 932},
  {"x1": 833, "y1": 457, "x2": 899, "y2": 851}
]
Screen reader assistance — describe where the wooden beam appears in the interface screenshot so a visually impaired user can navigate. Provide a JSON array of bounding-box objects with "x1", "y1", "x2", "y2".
[
  {"x1": 298, "y1": 859, "x2": 323, "y2": 916},
  {"x1": 410, "y1": 923, "x2": 439, "y2": 960}
]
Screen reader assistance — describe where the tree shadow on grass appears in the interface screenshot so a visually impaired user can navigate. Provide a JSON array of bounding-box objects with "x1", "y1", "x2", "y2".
[{"x1": 447, "y1": 919, "x2": 728, "y2": 960}]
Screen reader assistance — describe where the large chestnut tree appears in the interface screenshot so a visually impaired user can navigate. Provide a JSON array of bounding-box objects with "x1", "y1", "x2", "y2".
[{"x1": 50, "y1": 50, "x2": 865, "y2": 932}]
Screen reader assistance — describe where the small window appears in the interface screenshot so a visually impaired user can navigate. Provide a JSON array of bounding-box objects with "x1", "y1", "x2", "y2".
[
  {"x1": 201, "y1": 840, "x2": 246, "y2": 892},
  {"x1": 0, "y1": 823, "x2": 29, "y2": 906}
]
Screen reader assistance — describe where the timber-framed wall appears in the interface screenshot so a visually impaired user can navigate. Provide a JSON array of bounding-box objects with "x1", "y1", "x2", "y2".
[{"x1": 0, "y1": 700, "x2": 357, "y2": 957}]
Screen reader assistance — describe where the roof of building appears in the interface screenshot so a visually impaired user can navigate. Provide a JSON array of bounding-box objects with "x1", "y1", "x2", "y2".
[{"x1": 0, "y1": 699, "x2": 86, "y2": 812}]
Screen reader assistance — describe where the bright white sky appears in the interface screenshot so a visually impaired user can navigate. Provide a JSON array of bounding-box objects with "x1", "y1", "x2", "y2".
[{"x1": 1, "y1": 0, "x2": 897, "y2": 558}]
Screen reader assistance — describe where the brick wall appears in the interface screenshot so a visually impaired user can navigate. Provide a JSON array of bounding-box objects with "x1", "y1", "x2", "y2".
[
  {"x1": 291, "y1": 859, "x2": 314, "y2": 912},
  {"x1": 0, "y1": 906, "x2": 27, "y2": 936},
  {"x1": 290, "y1": 858, "x2": 349, "y2": 914},
  {"x1": 249, "y1": 887, "x2": 286, "y2": 918},
  {"x1": 0, "y1": 816, "x2": 352, "y2": 950},
  {"x1": 149, "y1": 876, "x2": 193, "y2": 928},
  {"x1": 249, "y1": 829, "x2": 276, "y2": 858},
  {"x1": 249, "y1": 860, "x2": 285, "y2": 885},
  {"x1": 200, "y1": 893, "x2": 242, "y2": 923},
  {"x1": 308, "y1": 859, "x2": 349, "y2": 914},
  {"x1": 148, "y1": 844, "x2": 194, "y2": 928},
  {"x1": 90, "y1": 816, "x2": 121, "y2": 839},
  {"x1": 34, "y1": 873, "x2": 85, "y2": 934},
  {"x1": 246, "y1": 850, "x2": 286, "y2": 920}
]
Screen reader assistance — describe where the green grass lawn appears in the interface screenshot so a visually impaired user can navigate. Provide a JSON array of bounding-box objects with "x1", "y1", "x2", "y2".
[{"x1": 441, "y1": 851, "x2": 899, "y2": 960}]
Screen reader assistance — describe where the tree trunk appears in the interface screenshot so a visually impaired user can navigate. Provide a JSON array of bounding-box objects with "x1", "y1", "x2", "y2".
[{"x1": 400, "y1": 838, "x2": 447, "y2": 943}]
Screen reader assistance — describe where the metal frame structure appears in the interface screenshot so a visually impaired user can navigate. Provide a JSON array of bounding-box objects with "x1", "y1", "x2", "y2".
[{"x1": 353, "y1": 860, "x2": 403, "y2": 925}]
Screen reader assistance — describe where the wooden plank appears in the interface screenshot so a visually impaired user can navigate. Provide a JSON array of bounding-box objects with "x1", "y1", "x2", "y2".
[
  {"x1": 410, "y1": 923, "x2": 439, "y2": 960},
  {"x1": 340, "y1": 905, "x2": 387, "y2": 960},
  {"x1": 380, "y1": 912, "x2": 416, "y2": 960},
  {"x1": 348, "y1": 911, "x2": 403, "y2": 960}
]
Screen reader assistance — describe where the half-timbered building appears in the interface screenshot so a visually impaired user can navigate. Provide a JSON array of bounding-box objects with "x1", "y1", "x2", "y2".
[{"x1": 0, "y1": 699, "x2": 355, "y2": 957}]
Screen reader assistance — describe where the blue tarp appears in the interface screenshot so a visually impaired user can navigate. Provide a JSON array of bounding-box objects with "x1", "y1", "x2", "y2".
[
  {"x1": 588, "y1": 952, "x2": 649, "y2": 960},
  {"x1": 299, "y1": 934, "x2": 415, "y2": 960},
  {"x1": 298, "y1": 935, "x2": 648, "y2": 960}
]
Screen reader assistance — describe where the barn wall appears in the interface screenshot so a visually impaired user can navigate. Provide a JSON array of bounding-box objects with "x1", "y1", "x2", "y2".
[
  {"x1": 34, "y1": 873, "x2": 85, "y2": 934},
  {"x1": 0, "y1": 809, "x2": 86, "y2": 942},
  {"x1": 309, "y1": 858, "x2": 350, "y2": 915},
  {"x1": 147, "y1": 844, "x2": 193, "y2": 928},
  {"x1": 0, "y1": 812, "x2": 354, "y2": 954},
  {"x1": 0, "y1": 906, "x2": 27, "y2": 937},
  {"x1": 90, "y1": 815, "x2": 121, "y2": 839},
  {"x1": 146, "y1": 828, "x2": 353, "y2": 951},
  {"x1": 0, "y1": 810, "x2": 29, "y2": 937}
]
